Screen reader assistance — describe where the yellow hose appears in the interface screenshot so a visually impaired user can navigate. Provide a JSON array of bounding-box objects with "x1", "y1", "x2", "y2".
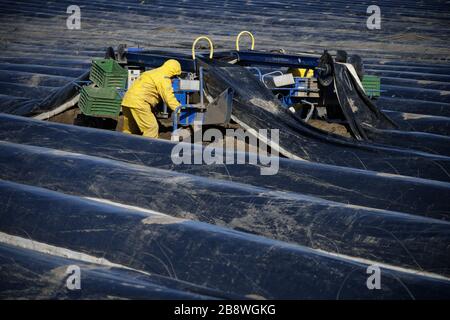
[
  {"x1": 192, "y1": 36, "x2": 214, "y2": 60},
  {"x1": 236, "y1": 31, "x2": 255, "y2": 51}
]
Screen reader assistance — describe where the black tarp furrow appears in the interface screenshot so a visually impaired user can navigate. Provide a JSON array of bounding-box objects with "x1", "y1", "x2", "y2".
[
  {"x1": 376, "y1": 97, "x2": 450, "y2": 118},
  {"x1": 0, "y1": 46, "x2": 104, "y2": 58},
  {"x1": 0, "y1": 243, "x2": 223, "y2": 300},
  {"x1": 0, "y1": 63, "x2": 86, "y2": 78},
  {"x1": 4, "y1": 0, "x2": 448, "y2": 19},
  {"x1": 366, "y1": 69, "x2": 450, "y2": 83},
  {"x1": 0, "y1": 100, "x2": 43, "y2": 116},
  {"x1": 0, "y1": 71, "x2": 74, "y2": 88},
  {"x1": 384, "y1": 110, "x2": 450, "y2": 137},
  {"x1": 0, "y1": 57, "x2": 91, "y2": 69},
  {"x1": 364, "y1": 127, "x2": 450, "y2": 156},
  {"x1": 0, "y1": 141, "x2": 449, "y2": 276},
  {"x1": 381, "y1": 84, "x2": 450, "y2": 104},
  {"x1": 0, "y1": 94, "x2": 31, "y2": 105},
  {"x1": 365, "y1": 60, "x2": 450, "y2": 69},
  {"x1": 1, "y1": 113, "x2": 450, "y2": 220},
  {"x1": 380, "y1": 77, "x2": 450, "y2": 92},
  {"x1": 366, "y1": 65, "x2": 450, "y2": 76},
  {"x1": 0, "y1": 71, "x2": 89, "y2": 116},
  {"x1": 0, "y1": 82, "x2": 55, "y2": 99},
  {"x1": 1, "y1": 180, "x2": 449, "y2": 299},
  {"x1": 3, "y1": 0, "x2": 445, "y2": 33}
]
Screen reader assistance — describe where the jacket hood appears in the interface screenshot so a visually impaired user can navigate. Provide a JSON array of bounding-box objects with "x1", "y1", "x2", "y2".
[{"x1": 161, "y1": 59, "x2": 182, "y2": 77}]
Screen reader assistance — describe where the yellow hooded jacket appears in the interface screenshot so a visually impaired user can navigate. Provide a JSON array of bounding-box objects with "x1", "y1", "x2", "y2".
[{"x1": 122, "y1": 59, "x2": 182, "y2": 111}]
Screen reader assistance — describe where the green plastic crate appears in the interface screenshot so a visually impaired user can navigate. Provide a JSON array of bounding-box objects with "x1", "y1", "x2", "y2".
[
  {"x1": 89, "y1": 58, "x2": 128, "y2": 89},
  {"x1": 362, "y1": 75, "x2": 381, "y2": 98},
  {"x1": 79, "y1": 86, "x2": 122, "y2": 118}
]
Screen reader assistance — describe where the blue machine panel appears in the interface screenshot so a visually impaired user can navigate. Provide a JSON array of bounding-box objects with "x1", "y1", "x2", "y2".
[{"x1": 172, "y1": 79, "x2": 199, "y2": 127}]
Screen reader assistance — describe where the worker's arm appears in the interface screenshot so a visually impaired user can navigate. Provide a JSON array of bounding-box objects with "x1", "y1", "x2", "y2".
[{"x1": 157, "y1": 77, "x2": 181, "y2": 111}]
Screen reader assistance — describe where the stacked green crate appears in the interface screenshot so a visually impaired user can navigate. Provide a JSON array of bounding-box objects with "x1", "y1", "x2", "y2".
[
  {"x1": 79, "y1": 59, "x2": 127, "y2": 118},
  {"x1": 78, "y1": 86, "x2": 123, "y2": 118},
  {"x1": 89, "y1": 59, "x2": 128, "y2": 89},
  {"x1": 362, "y1": 75, "x2": 381, "y2": 99}
]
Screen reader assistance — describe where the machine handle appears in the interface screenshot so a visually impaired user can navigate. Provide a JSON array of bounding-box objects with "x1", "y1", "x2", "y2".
[
  {"x1": 192, "y1": 36, "x2": 214, "y2": 60},
  {"x1": 236, "y1": 31, "x2": 255, "y2": 51},
  {"x1": 261, "y1": 70, "x2": 283, "y2": 88}
]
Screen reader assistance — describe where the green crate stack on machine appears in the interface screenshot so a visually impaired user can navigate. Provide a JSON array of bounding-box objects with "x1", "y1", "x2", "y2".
[
  {"x1": 362, "y1": 75, "x2": 381, "y2": 99},
  {"x1": 78, "y1": 59, "x2": 128, "y2": 118}
]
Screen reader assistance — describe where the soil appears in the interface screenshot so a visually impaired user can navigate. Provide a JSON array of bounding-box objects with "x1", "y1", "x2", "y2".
[{"x1": 308, "y1": 119, "x2": 352, "y2": 138}]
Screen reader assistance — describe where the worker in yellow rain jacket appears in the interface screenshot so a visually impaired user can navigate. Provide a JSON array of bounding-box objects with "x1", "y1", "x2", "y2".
[{"x1": 121, "y1": 59, "x2": 182, "y2": 138}]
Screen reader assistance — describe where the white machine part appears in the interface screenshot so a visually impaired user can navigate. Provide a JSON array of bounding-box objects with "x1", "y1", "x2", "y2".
[
  {"x1": 179, "y1": 79, "x2": 200, "y2": 91},
  {"x1": 127, "y1": 69, "x2": 141, "y2": 89},
  {"x1": 272, "y1": 73, "x2": 295, "y2": 87}
]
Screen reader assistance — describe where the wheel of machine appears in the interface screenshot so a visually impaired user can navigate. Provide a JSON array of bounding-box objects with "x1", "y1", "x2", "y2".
[
  {"x1": 335, "y1": 50, "x2": 348, "y2": 63},
  {"x1": 117, "y1": 44, "x2": 127, "y2": 62},
  {"x1": 317, "y1": 51, "x2": 334, "y2": 87},
  {"x1": 104, "y1": 47, "x2": 115, "y2": 60}
]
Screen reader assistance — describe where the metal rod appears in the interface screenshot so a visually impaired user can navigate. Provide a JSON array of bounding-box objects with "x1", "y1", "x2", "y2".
[{"x1": 199, "y1": 66, "x2": 204, "y2": 108}]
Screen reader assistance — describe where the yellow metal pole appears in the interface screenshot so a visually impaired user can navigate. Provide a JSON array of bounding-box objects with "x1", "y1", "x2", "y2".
[
  {"x1": 236, "y1": 31, "x2": 255, "y2": 51},
  {"x1": 192, "y1": 36, "x2": 214, "y2": 60}
]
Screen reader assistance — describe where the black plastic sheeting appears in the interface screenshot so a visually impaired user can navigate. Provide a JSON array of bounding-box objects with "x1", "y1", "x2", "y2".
[
  {"x1": 0, "y1": 70, "x2": 89, "y2": 116},
  {"x1": 1, "y1": 0, "x2": 450, "y2": 300},
  {"x1": 201, "y1": 59, "x2": 450, "y2": 182},
  {"x1": 1, "y1": 114, "x2": 450, "y2": 221},
  {"x1": 383, "y1": 110, "x2": 450, "y2": 137},
  {"x1": 2, "y1": 140, "x2": 450, "y2": 275},
  {"x1": 1, "y1": 180, "x2": 449, "y2": 299},
  {"x1": 0, "y1": 243, "x2": 224, "y2": 300},
  {"x1": 1, "y1": 57, "x2": 450, "y2": 299},
  {"x1": 2, "y1": 0, "x2": 450, "y2": 123},
  {"x1": 332, "y1": 62, "x2": 450, "y2": 154},
  {"x1": 377, "y1": 98, "x2": 450, "y2": 118},
  {"x1": 332, "y1": 62, "x2": 398, "y2": 140}
]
